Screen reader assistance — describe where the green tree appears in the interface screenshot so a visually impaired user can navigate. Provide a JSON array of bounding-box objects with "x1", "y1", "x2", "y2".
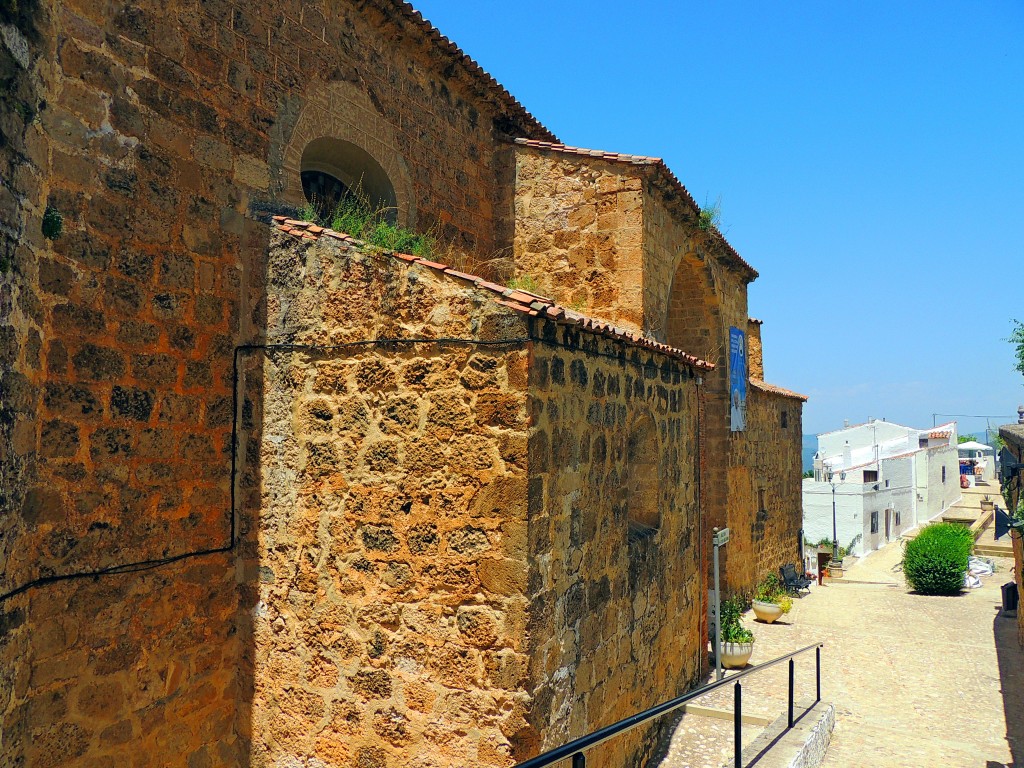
[{"x1": 1011, "y1": 319, "x2": 1024, "y2": 379}]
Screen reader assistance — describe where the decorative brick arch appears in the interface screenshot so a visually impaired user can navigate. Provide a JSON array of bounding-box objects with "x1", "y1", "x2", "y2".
[
  {"x1": 280, "y1": 80, "x2": 416, "y2": 228},
  {"x1": 665, "y1": 249, "x2": 723, "y2": 369}
]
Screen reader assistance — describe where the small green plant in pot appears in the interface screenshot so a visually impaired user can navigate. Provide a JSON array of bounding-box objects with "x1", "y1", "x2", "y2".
[
  {"x1": 719, "y1": 596, "x2": 754, "y2": 668},
  {"x1": 751, "y1": 573, "x2": 792, "y2": 623}
]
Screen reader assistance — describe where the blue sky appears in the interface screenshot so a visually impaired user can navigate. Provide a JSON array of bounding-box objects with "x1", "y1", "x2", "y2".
[{"x1": 413, "y1": 1, "x2": 1024, "y2": 436}]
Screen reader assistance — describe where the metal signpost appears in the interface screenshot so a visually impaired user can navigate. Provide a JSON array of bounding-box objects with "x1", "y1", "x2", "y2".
[{"x1": 712, "y1": 527, "x2": 730, "y2": 681}]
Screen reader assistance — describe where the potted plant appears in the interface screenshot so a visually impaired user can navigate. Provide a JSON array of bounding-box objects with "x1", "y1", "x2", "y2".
[
  {"x1": 719, "y1": 596, "x2": 754, "y2": 668},
  {"x1": 751, "y1": 573, "x2": 793, "y2": 624},
  {"x1": 981, "y1": 495, "x2": 995, "y2": 514}
]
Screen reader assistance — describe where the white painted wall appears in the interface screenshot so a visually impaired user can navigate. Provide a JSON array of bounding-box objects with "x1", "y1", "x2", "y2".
[
  {"x1": 803, "y1": 421, "x2": 962, "y2": 557},
  {"x1": 802, "y1": 478, "x2": 866, "y2": 556}
]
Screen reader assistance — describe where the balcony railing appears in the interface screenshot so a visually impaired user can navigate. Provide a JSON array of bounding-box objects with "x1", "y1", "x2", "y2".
[{"x1": 515, "y1": 642, "x2": 824, "y2": 768}]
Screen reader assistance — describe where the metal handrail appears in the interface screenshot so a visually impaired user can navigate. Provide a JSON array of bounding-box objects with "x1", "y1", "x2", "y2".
[{"x1": 515, "y1": 642, "x2": 823, "y2": 768}]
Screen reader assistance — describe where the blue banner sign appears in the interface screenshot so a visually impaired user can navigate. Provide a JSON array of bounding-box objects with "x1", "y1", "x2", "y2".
[{"x1": 729, "y1": 326, "x2": 746, "y2": 432}]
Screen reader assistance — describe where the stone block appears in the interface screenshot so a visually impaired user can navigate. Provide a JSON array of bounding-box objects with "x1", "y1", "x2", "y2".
[
  {"x1": 71, "y1": 344, "x2": 127, "y2": 381},
  {"x1": 111, "y1": 386, "x2": 155, "y2": 421},
  {"x1": 40, "y1": 419, "x2": 80, "y2": 458}
]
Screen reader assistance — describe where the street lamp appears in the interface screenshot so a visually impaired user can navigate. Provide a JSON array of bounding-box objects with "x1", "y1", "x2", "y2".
[{"x1": 826, "y1": 467, "x2": 846, "y2": 567}]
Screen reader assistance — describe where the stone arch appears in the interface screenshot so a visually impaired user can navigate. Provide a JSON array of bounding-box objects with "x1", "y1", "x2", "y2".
[
  {"x1": 300, "y1": 137, "x2": 397, "y2": 222},
  {"x1": 626, "y1": 414, "x2": 660, "y2": 539},
  {"x1": 280, "y1": 80, "x2": 415, "y2": 227},
  {"x1": 665, "y1": 250, "x2": 723, "y2": 369}
]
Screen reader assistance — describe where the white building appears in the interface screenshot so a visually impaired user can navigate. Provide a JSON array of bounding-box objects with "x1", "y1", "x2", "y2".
[{"x1": 802, "y1": 419, "x2": 962, "y2": 558}]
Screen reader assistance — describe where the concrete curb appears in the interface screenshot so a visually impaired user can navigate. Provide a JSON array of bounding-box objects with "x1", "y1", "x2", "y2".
[
  {"x1": 729, "y1": 699, "x2": 835, "y2": 768},
  {"x1": 786, "y1": 702, "x2": 835, "y2": 768}
]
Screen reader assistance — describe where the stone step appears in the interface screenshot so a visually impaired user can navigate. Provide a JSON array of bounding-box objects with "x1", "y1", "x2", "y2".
[{"x1": 973, "y1": 543, "x2": 1014, "y2": 557}]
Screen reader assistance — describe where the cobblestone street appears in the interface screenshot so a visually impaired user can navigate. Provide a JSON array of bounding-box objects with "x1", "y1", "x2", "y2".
[{"x1": 659, "y1": 536, "x2": 1022, "y2": 767}]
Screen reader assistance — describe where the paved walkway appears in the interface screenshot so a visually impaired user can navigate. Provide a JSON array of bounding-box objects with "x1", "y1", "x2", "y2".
[{"x1": 658, "y1": 539, "x2": 1023, "y2": 767}]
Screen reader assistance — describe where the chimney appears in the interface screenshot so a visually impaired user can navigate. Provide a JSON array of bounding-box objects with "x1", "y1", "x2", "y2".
[
  {"x1": 843, "y1": 419, "x2": 850, "y2": 429},
  {"x1": 747, "y1": 318, "x2": 764, "y2": 380},
  {"x1": 842, "y1": 441, "x2": 852, "y2": 467}
]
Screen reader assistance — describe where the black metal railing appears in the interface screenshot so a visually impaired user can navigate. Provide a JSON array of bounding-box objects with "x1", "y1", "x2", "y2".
[{"x1": 515, "y1": 642, "x2": 823, "y2": 768}]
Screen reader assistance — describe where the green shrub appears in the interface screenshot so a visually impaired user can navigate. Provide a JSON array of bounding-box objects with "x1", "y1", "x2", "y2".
[{"x1": 902, "y1": 523, "x2": 974, "y2": 595}]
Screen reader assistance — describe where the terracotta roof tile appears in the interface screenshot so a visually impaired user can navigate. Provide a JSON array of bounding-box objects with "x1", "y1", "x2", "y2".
[
  {"x1": 929, "y1": 430, "x2": 952, "y2": 439},
  {"x1": 273, "y1": 220, "x2": 714, "y2": 370},
  {"x1": 509, "y1": 138, "x2": 758, "y2": 281},
  {"x1": 443, "y1": 268, "x2": 479, "y2": 283},
  {"x1": 749, "y1": 378, "x2": 808, "y2": 402},
  {"x1": 414, "y1": 258, "x2": 449, "y2": 270}
]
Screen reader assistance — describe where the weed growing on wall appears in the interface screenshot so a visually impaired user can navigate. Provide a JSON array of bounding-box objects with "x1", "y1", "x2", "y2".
[
  {"x1": 698, "y1": 194, "x2": 722, "y2": 232},
  {"x1": 300, "y1": 191, "x2": 434, "y2": 257},
  {"x1": 507, "y1": 275, "x2": 541, "y2": 294}
]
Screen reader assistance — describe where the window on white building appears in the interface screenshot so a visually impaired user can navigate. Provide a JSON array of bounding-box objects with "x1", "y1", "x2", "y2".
[
  {"x1": 864, "y1": 470, "x2": 878, "y2": 483},
  {"x1": 942, "y1": 466, "x2": 947, "y2": 483},
  {"x1": 895, "y1": 511, "x2": 901, "y2": 525},
  {"x1": 870, "y1": 511, "x2": 879, "y2": 533}
]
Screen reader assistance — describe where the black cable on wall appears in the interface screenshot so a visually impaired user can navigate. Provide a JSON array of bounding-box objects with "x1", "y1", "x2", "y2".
[{"x1": 0, "y1": 330, "x2": 699, "y2": 604}]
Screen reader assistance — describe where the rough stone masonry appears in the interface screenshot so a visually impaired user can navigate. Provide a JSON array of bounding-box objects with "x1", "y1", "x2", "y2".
[{"x1": 0, "y1": 0, "x2": 806, "y2": 765}]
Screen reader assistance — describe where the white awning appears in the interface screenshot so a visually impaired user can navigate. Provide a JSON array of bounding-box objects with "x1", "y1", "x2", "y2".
[{"x1": 957, "y1": 441, "x2": 993, "y2": 452}]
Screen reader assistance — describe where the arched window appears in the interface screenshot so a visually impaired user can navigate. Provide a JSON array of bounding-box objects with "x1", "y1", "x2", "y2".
[
  {"x1": 300, "y1": 138, "x2": 397, "y2": 223},
  {"x1": 626, "y1": 416, "x2": 660, "y2": 540}
]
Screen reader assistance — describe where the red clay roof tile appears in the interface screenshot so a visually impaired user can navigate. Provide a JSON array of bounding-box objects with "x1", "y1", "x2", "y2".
[
  {"x1": 443, "y1": 269, "x2": 479, "y2": 282},
  {"x1": 749, "y1": 378, "x2": 808, "y2": 402},
  {"x1": 414, "y1": 258, "x2": 449, "y2": 271}
]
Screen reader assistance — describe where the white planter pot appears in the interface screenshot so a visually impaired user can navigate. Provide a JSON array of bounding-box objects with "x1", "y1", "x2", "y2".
[
  {"x1": 721, "y1": 641, "x2": 754, "y2": 669},
  {"x1": 751, "y1": 600, "x2": 784, "y2": 624}
]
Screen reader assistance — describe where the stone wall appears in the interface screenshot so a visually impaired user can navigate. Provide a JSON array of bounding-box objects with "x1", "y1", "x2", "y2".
[
  {"x1": 0, "y1": 0, "x2": 549, "y2": 763},
  {"x1": 647, "y1": 186, "x2": 756, "y2": 592},
  {"x1": 512, "y1": 148, "x2": 645, "y2": 331},
  {"x1": 1, "y1": 5, "x2": 46, "y2": 760},
  {"x1": 250, "y1": 231, "x2": 534, "y2": 767},
  {"x1": 747, "y1": 319, "x2": 764, "y2": 380},
  {"x1": 1, "y1": 0, "x2": 806, "y2": 762},
  {"x1": 510, "y1": 146, "x2": 788, "y2": 600},
  {"x1": 525, "y1": 326, "x2": 704, "y2": 767},
  {"x1": 727, "y1": 388, "x2": 804, "y2": 592}
]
